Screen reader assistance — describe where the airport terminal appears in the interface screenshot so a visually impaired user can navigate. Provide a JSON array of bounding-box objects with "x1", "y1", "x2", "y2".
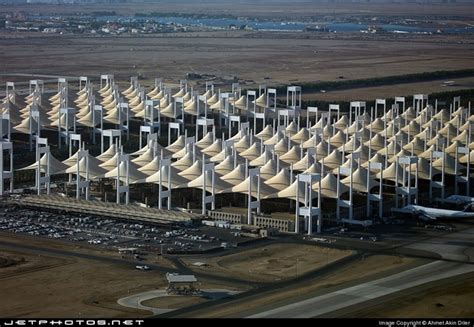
[
  {"x1": 1, "y1": 77, "x2": 474, "y2": 234},
  {"x1": 2, "y1": 0, "x2": 474, "y2": 319},
  {"x1": 1, "y1": 75, "x2": 474, "y2": 318}
]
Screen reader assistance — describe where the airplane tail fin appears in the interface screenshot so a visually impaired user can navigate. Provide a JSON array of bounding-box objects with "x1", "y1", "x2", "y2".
[{"x1": 462, "y1": 203, "x2": 472, "y2": 212}]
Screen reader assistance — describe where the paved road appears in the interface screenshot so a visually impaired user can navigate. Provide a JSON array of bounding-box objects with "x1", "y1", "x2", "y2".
[
  {"x1": 0, "y1": 239, "x2": 254, "y2": 287},
  {"x1": 118, "y1": 290, "x2": 174, "y2": 315},
  {"x1": 403, "y1": 227, "x2": 474, "y2": 263},
  {"x1": 118, "y1": 289, "x2": 239, "y2": 315},
  {"x1": 248, "y1": 260, "x2": 474, "y2": 318}
]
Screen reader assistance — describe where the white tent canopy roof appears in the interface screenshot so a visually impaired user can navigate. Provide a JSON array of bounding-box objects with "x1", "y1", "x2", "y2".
[
  {"x1": 221, "y1": 164, "x2": 246, "y2": 186},
  {"x1": 178, "y1": 160, "x2": 203, "y2": 181},
  {"x1": 19, "y1": 153, "x2": 67, "y2": 175},
  {"x1": 240, "y1": 142, "x2": 262, "y2": 161},
  {"x1": 279, "y1": 146, "x2": 302, "y2": 164},
  {"x1": 202, "y1": 139, "x2": 223, "y2": 157},
  {"x1": 166, "y1": 135, "x2": 186, "y2": 153},
  {"x1": 215, "y1": 155, "x2": 237, "y2": 175},
  {"x1": 186, "y1": 173, "x2": 232, "y2": 193},
  {"x1": 138, "y1": 156, "x2": 161, "y2": 176},
  {"x1": 104, "y1": 161, "x2": 147, "y2": 184},
  {"x1": 227, "y1": 176, "x2": 278, "y2": 198},
  {"x1": 65, "y1": 157, "x2": 107, "y2": 180},
  {"x1": 195, "y1": 132, "x2": 215, "y2": 149},
  {"x1": 255, "y1": 125, "x2": 274, "y2": 142},
  {"x1": 264, "y1": 168, "x2": 292, "y2": 191},
  {"x1": 341, "y1": 168, "x2": 378, "y2": 193},
  {"x1": 97, "y1": 144, "x2": 118, "y2": 162},
  {"x1": 142, "y1": 165, "x2": 189, "y2": 188},
  {"x1": 313, "y1": 173, "x2": 349, "y2": 199}
]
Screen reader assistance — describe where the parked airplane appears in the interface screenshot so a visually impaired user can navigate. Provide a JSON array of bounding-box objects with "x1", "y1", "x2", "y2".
[
  {"x1": 394, "y1": 204, "x2": 474, "y2": 221},
  {"x1": 445, "y1": 195, "x2": 474, "y2": 205}
]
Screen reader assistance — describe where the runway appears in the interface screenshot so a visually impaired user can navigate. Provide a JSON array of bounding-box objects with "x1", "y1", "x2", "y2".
[{"x1": 248, "y1": 260, "x2": 474, "y2": 318}]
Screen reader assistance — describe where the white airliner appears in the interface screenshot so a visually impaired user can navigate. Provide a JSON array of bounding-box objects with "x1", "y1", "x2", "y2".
[
  {"x1": 445, "y1": 195, "x2": 474, "y2": 205},
  {"x1": 395, "y1": 204, "x2": 474, "y2": 220}
]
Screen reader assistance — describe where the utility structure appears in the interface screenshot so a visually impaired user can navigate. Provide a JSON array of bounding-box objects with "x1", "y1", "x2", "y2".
[
  {"x1": 158, "y1": 157, "x2": 172, "y2": 210},
  {"x1": 396, "y1": 156, "x2": 419, "y2": 208},
  {"x1": 295, "y1": 173, "x2": 322, "y2": 235},
  {"x1": 76, "y1": 148, "x2": 90, "y2": 200},
  {"x1": 116, "y1": 150, "x2": 130, "y2": 205},
  {"x1": 0, "y1": 140, "x2": 13, "y2": 195},
  {"x1": 35, "y1": 137, "x2": 50, "y2": 195},
  {"x1": 201, "y1": 155, "x2": 215, "y2": 215},
  {"x1": 247, "y1": 167, "x2": 261, "y2": 225}
]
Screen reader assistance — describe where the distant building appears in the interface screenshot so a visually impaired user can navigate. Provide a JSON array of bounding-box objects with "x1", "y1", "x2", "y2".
[{"x1": 166, "y1": 273, "x2": 199, "y2": 295}]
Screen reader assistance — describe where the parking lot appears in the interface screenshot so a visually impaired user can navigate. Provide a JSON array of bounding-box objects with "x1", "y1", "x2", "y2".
[{"x1": 0, "y1": 206, "x2": 250, "y2": 255}]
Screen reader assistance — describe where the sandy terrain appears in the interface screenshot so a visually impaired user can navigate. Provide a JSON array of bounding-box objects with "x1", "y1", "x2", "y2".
[
  {"x1": 0, "y1": 250, "x2": 69, "y2": 280},
  {"x1": 0, "y1": 247, "x2": 167, "y2": 318},
  {"x1": 178, "y1": 254, "x2": 420, "y2": 317},
  {"x1": 183, "y1": 243, "x2": 352, "y2": 283},
  {"x1": 302, "y1": 76, "x2": 474, "y2": 102},
  {"x1": 1, "y1": 31, "x2": 473, "y2": 93}
]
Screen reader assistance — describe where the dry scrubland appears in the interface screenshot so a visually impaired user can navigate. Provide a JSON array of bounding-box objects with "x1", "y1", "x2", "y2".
[
  {"x1": 0, "y1": 249, "x2": 164, "y2": 318},
  {"x1": 0, "y1": 233, "x2": 178, "y2": 318},
  {"x1": 1, "y1": 31, "x2": 473, "y2": 90},
  {"x1": 183, "y1": 243, "x2": 352, "y2": 282},
  {"x1": 1, "y1": 2, "x2": 473, "y2": 97},
  {"x1": 302, "y1": 77, "x2": 474, "y2": 102}
]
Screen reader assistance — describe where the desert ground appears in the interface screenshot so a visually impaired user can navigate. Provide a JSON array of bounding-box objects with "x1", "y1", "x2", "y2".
[
  {"x1": 0, "y1": 231, "x2": 247, "y2": 318},
  {"x1": 1, "y1": 31, "x2": 473, "y2": 92},
  {"x1": 1, "y1": 1, "x2": 474, "y2": 98},
  {"x1": 0, "y1": 247, "x2": 162, "y2": 318},
  {"x1": 182, "y1": 243, "x2": 352, "y2": 283},
  {"x1": 302, "y1": 76, "x2": 474, "y2": 102},
  {"x1": 1, "y1": 0, "x2": 474, "y2": 95},
  {"x1": 0, "y1": 232, "x2": 350, "y2": 317}
]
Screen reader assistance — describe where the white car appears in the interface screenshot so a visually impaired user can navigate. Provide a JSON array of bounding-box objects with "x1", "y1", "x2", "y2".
[{"x1": 135, "y1": 265, "x2": 150, "y2": 271}]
